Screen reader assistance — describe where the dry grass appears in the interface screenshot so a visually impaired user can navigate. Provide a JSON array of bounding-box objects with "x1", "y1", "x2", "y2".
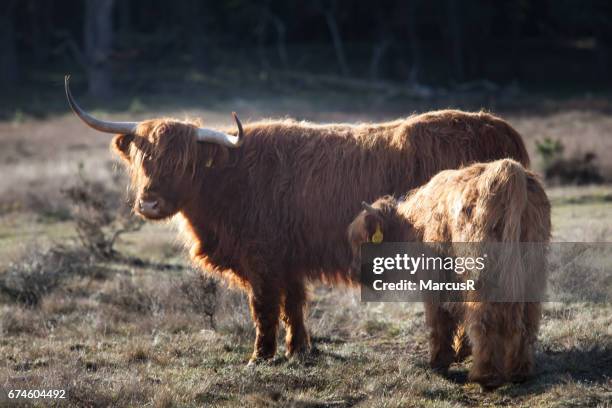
[{"x1": 0, "y1": 103, "x2": 611, "y2": 407}]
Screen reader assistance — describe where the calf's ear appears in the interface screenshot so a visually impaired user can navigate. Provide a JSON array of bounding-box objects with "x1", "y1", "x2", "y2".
[
  {"x1": 369, "y1": 220, "x2": 384, "y2": 243},
  {"x1": 363, "y1": 214, "x2": 384, "y2": 243},
  {"x1": 361, "y1": 202, "x2": 384, "y2": 243},
  {"x1": 112, "y1": 134, "x2": 135, "y2": 162},
  {"x1": 348, "y1": 208, "x2": 383, "y2": 245}
]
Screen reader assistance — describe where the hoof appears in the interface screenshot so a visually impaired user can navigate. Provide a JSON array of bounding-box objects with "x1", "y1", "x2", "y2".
[
  {"x1": 430, "y1": 359, "x2": 451, "y2": 376},
  {"x1": 285, "y1": 344, "x2": 313, "y2": 360},
  {"x1": 511, "y1": 363, "x2": 533, "y2": 384},
  {"x1": 470, "y1": 374, "x2": 505, "y2": 391},
  {"x1": 511, "y1": 373, "x2": 530, "y2": 384},
  {"x1": 429, "y1": 352, "x2": 454, "y2": 375},
  {"x1": 430, "y1": 365, "x2": 450, "y2": 376},
  {"x1": 247, "y1": 355, "x2": 274, "y2": 367}
]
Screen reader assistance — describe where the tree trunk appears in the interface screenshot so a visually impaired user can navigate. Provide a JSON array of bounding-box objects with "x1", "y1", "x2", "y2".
[
  {"x1": 268, "y1": 11, "x2": 289, "y2": 70},
  {"x1": 189, "y1": 1, "x2": 209, "y2": 72},
  {"x1": 369, "y1": 7, "x2": 391, "y2": 81},
  {"x1": 322, "y1": 2, "x2": 350, "y2": 76},
  {"x1": 0, "y1": 1, "x2": 18, "y2": 87},
  {"x1": 84, "y1": 0, "x2": 115, "y2": 99},
  {"x1": 370, "y1": 39, "x2": 389, "y2": 81},
  {"x1": 255, "y1": 10, "x2": 270, "y2": 71},
  {"x1": 445, "y1": 0, "x2": 464, "y2": 81},
  {"x1": 406, "y1": 0, "x2": 421, "y2": 84},
  {"x1": 117, "y1": 0, "x2": 131, "y2": 34},
  {"x1": 256, "y1": 4, "x2": 290, "y2": 72}
]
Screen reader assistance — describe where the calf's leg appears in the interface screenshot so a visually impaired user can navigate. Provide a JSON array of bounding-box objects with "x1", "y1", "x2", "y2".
[
  {"x1": 468, "y1": 303, "x2": 524, "y2": 390},
  {"x1": 425, "y1": 303, "x2": 456, "y2": 374},
  {"x1": 510, "y1": 302, "x2": 540, "y2": 382}
]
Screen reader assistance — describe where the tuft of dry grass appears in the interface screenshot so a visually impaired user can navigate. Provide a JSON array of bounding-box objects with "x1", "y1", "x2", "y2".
[
  {"x1": 125, "y1": 342, "x2": 153, "y2": 364},
  {"x1": 0, "y1": 305, "x2": 46, "y2": 336}
]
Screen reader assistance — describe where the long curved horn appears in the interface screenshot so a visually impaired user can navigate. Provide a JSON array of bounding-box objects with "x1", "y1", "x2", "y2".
[
  {"x1": 196, "y1": 112, "x2": 244, "y2": 148},
  {"x1": 361, "y1": 201, "x2": 378, "y2": 214},
  {"x1": 65, "y1": 75, "x2": 138, "y2": 134}
]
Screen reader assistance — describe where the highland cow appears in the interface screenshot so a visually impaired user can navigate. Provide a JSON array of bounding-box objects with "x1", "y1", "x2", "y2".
[
  {"x1": 65, "y1": 76, "x2": 531, "y2": 364},
  {"x1": 348, "y1": 159, "x2": 551, "y2": 389}
]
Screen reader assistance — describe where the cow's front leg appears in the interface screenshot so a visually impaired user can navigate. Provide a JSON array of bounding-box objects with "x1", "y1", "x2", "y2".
[
  {"x1": 247, "y1": 284, "x2": 280, "y2": 365},
  {"x1": 281, "y1": 279, "x2": 310, "y2": 358},
  {"x1": 425, "y1": 303, "x2": 456, "y2": 374}
]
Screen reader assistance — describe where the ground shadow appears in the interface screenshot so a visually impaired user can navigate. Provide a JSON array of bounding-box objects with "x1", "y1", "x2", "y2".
[
  {"x1": 423, "y1": 345, "x2": 612, "y2": 397},
  {"x1": 501, "y1": 346, "x2": 612, "y2": 398}
]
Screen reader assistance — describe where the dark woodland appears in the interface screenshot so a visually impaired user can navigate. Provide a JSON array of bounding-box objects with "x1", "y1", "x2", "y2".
[{"x1": 3, "y1": 0, "x2": 612, "y2": 106}]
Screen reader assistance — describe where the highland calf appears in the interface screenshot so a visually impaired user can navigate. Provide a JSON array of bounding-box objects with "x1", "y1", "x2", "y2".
[
  {"x1": 348, "y1": 159, "x2": 551, "y2": 389},
  {"x1": 65, "y1": 76, "x2": 531, "y2": 364}
]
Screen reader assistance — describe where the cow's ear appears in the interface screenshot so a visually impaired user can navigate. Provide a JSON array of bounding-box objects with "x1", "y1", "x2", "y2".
[
  {"x1": 211, "y1": 145, "x2": 229, "y2": 167},
  {"x1": 198, "y1": 144, "x2": 230, "y2": 169},
  {"x1": 112, "y1": 134, "x2": 135, "y2": 162}
]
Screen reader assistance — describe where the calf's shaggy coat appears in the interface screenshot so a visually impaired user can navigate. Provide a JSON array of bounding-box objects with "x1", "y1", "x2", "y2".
[
  {"x1": 348, "y1": 159, "x2": 551, "y2": 388},
  {"x1": 103, "y1": 109, "x2": 530, "y2": 363}
]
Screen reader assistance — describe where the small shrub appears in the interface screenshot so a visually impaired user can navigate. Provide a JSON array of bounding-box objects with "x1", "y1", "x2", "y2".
[
  {"x1": 0, "y1": 306, "x2": 45, "y2": 336},
  {"x1": 179, "y1": 271, "x2": 218, "y2": 329},
  {"x1": 26, "y1": 193, "x2": 72, "y2": 222},
  {"x1": 97, "y1": 276, "x2": 161, "y2": 315},
  {"x1": 536, "y1": 137, "x2": 564, "y2": 168},
  {"x1": 0, "y1": 246, "x2": 93, "y2": 306},
  {"x1": 215, "y1": 290, "x2": 252, "y2": 338},
  {"x1": 545, "y1": 153, "x2": 604, "y2": 185},
  {"x1": 62, "y1": 163, "x2": 143, "y2": 259},
  {"x1": 11, "y1": 109, "x2": 26, "y2": 125},
  {"x1": 128, "y1": 97, "x2": 147, "y2": 114},
  {"x1": 536, "y1": 138, "x2": 603, "y2": 185}
]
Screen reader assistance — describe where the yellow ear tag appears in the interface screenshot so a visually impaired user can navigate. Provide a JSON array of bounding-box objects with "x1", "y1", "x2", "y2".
[
  {"x1": 371, "y1": 225, "x2": 383, "y2": 244},
  {"x1": 205, "y1": 157, "x2": 214, "y2": 167}
]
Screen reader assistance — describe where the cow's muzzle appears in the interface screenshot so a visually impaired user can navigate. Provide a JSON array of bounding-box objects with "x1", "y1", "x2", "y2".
[{"x1": 137, "y1": 199, "x2": 161, "y2": 218}]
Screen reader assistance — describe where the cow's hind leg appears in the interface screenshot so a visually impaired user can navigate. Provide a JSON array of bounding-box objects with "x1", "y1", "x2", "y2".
[
  {"x1": 281, "y1": 279, "x2": 311, "y2": 358},
  {"x1": 248, "y1": 283, "x2": 281, "y2": 365},
  {"x1": 510, "y1": 302, "x2": 540, "y2": 382}
]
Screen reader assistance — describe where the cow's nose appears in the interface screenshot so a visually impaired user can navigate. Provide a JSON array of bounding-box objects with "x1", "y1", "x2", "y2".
[{"x1": 139, "y1": 199, "x2": 159, "y2": 212}]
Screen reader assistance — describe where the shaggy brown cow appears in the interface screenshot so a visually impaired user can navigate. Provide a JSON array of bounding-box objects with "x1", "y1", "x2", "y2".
[
  {"x1": 65, "y1": 76, "x2": 530, "y2": 364},
  {"x1": 348, "y1": 159, "x2": 551, "y2": 389}
]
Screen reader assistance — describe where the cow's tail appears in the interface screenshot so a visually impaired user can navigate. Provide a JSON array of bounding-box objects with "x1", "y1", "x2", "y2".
[{"x1": 478, "y1": 159, "x2": 528, "y2": 301}]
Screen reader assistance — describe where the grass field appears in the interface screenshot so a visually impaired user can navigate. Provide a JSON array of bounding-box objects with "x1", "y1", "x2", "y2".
[{"x1": 0, "y1": 102, "x2": 611, "y2": 407}]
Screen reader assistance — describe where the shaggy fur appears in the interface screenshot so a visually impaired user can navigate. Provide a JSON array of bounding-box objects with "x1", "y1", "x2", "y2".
[
  {"x1": 348, "y1": 159, "x2": 551, "y2": 389},
  {"x1": 110, "y1": 109, "x2": 530, "y2": 363}
]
